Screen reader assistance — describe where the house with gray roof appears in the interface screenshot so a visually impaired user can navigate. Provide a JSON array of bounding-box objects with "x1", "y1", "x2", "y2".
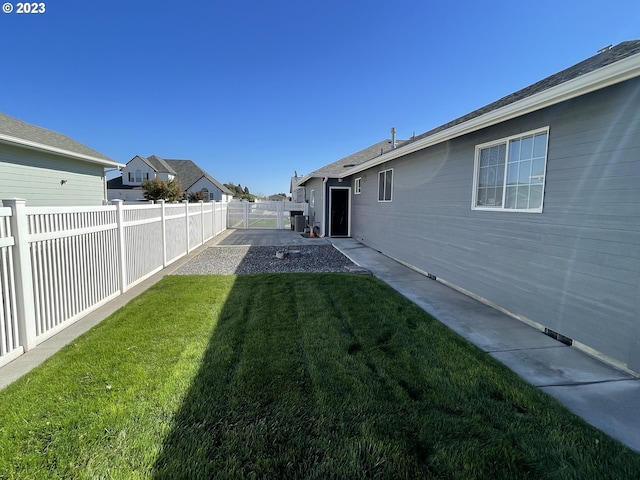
[
  {"x1": 0, "y1": 112, "x2": 123, "y2": 206},
  {"x1": 292, "y1": 136, "x2": 407, "y2": 236},
  {"x1": 297, "y1": 40, "x2": 640, "y2": 376},
  {"x1": 107, "y1": 155, "x2": 232, "y2": 202}
]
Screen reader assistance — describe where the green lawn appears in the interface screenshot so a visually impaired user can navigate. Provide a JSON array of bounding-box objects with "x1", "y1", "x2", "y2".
[
  {"x1": 0, "y1": 274, "x2": 639, "y2": 479},
  {"x1": 248, "y1": 217, "x2": 279, "y2": 228}
]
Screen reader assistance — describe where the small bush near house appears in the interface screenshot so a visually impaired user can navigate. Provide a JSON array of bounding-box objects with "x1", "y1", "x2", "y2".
[
  {"x1": 141, "y1": 177, "x2": 183, "y2": 201},
  {"x1": 188, "y1": 189, "x2": 208, "y2": 202}
]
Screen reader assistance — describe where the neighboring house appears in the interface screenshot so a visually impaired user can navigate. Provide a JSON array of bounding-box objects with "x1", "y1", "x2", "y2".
[
  {"x1": 0, "y1": 112, "x2": 123, "y2": 206},
  {"x1": 297, "y1": 40, "x2": 640, "y2": 376},
  {"x1": 268, "y1": 194, "x2": 288, "y2": 201},
  {"x1": 107, "y1": 155, "x2": 233, "y2": 202}
]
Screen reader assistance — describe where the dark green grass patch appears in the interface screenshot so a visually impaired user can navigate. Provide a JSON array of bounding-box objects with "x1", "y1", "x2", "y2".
[{"x1": 0, "y1": 274, "x2": 638, "y2": 479}]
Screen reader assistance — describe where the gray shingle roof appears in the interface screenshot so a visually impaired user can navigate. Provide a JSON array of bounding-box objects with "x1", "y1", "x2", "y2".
[
  {"x1": 145, "y1": 155, "x2": 177, "y2": 175},
  {"x1": 307, "y1": 139, "x2": 408, "y2": 178},
  {"x1": 408, "y1": 40, "x2": 640, "y2": 145},
  {"x1": 106, "y1": 176, "x2": 137, "y2": 189},
  {"x1": 163, "y1": 159, "x2": 233, "y2": 195},
  {"x1": 0, "y1": 112, "x2": 119, "y2": 166}
]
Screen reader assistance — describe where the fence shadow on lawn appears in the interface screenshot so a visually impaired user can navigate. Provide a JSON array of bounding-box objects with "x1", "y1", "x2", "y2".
[
  {"x1": 149, "y1": 274, "x2": 318, "y2": 478},
  {"x1": 150, "y1": 273, "x2": 435, "y2": 479}
]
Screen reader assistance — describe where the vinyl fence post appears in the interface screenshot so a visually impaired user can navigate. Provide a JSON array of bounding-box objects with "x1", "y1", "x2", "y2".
[
  {"x1": 183, "y1": 200, "x2": 190, "y2": 253},
  {"x1": 277, "y1": 200, "x2": 284, "y2": 230},
  {"x1": 212, "y1": 201, "x2": 217, "y2": 237},
  {"x1": 3, "y1": 199, "x2": 37, "y2": 351},
  {"x1": 113, "y1": 199, "x2": 128, "y2": 293},
  {"x1": 158, "y1": 200, "x2": 167, "y2": 267},
  {"x1": 243, "y1": 201, "x2": 249, "y2": 229},
  {"x1": 200, "y1": 200, "x2": 205, "y2": 246}
]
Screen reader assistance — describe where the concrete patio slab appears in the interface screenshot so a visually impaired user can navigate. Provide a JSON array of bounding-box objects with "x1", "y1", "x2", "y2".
[
  {"x1": 542, "y1": 380, "x2": 640, "y2": 452},
  {"x1": 491, "y1": 346, "x2": 635, "y2": 386},
  {"x1": 214, "y1": 228, "x2": 331, "y2": 246}
]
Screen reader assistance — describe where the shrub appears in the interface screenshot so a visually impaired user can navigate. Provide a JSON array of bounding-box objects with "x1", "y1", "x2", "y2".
[{"x1": 142, "y1": 178, "x2": 183, "y2": 202}]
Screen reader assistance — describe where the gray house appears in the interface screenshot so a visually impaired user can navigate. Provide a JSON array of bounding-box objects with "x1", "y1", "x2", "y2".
[
  {"x1": 107, "y1": 155, "x2": 233, "y2": 202},
  {"x1": 292, "y1": 136, "x2": 407, "y2": 236},
  {"x1": 299, "y1": 40, "x2": 640, "y2": 375},
  {"x1": 0, "y1": 112, "x2": 123, "y2": 206}
]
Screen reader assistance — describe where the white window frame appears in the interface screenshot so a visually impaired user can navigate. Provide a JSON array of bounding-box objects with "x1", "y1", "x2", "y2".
[
  {"x1": 354, "y1": 177, "x2": 362, "y2": 194},
  {"x1": 310, "y1": 189, "x2": 315, "y2": 208},
  {"x1": 378, "y1": 169, "x2": 393, "y2": 202},
  {"x1": 472, "y1": 127, "x2": 549, "y2": 213}
]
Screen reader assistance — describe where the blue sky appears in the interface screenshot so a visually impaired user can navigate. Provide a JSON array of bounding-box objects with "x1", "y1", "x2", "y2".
[{"x1": 1, "y1": 1, "x2": 639, "y2": 196}]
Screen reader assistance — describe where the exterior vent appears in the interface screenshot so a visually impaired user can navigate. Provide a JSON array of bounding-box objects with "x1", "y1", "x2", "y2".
[{"x1": 544, "y1": 328, "x2": 573, "y2": 346}]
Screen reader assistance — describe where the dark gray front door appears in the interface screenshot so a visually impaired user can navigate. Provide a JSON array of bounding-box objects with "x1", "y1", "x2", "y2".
[{"x1": 330, "y1": 188, "x2": 349, "y2": 236}]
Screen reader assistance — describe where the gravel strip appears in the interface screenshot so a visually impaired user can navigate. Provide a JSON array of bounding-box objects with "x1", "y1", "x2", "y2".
[{"x1": 173, "y1": 245, "x2": 357, "y2": 275}]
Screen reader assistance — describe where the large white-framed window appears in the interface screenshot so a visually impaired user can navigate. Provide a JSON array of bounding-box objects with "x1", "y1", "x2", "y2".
[
  {"x1": 378, "y1": 169, "x2": 393, "y2": 202},
  {"x1": 354, "y1": 177, "x2": 362, "y2": 194},
  {"x1": 472, "y1": 128, "x2": 549, "y2": 212},
  {"x1": 135, "y1": 169, "x2": 143, "y2": 183}
]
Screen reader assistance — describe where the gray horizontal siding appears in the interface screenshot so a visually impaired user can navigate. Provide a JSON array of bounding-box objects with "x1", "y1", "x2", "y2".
[
  {"x1": 305, "y1": 177, "x2": 324, "y2": 232},
  {"x1": 350, "y1": 78, "x2": 640, "y2": 373},
  {"x1": 0, "y1": 143, "x2": 106, "y2": 206}
]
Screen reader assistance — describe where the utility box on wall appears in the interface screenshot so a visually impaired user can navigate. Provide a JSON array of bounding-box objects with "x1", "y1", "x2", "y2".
[{"x1": 292, "y1": 187, "x2": 305, "y2": 203}]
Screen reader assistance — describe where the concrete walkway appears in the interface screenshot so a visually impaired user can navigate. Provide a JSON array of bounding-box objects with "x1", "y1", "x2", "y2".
[{"x1": 1, "y1": 228, "x2": 639, "y2": 452}]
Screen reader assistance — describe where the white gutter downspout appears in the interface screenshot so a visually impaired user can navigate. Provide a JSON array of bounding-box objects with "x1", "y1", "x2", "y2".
[{"x1": 321, "y1": 176, "x2": 328, "y2": 237}]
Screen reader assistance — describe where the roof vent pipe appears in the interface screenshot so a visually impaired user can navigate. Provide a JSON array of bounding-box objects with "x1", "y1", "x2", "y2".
[{"x1": 390, "y1": 127, "x2": 397, "y2": 149}]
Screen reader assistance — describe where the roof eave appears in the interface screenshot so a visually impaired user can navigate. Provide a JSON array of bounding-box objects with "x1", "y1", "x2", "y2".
[
  {"x1": 343, "y1": 51, "x2": 640, "y2": 177},
  {"x1": 295, "y1": 173, "x2": 342, "y2": 185},
  {"x1": 0, "y1": 134, "x2": 124, "y2": 168}
]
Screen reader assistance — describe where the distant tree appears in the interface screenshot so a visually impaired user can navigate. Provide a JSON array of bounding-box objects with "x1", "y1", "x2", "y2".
[
  {"x1": 188, "y1": 189, "x2": 208, "y2": 202},
  {"x1": 224, "y1": 182, "x2": 258, "y2": 202},
  {"x1": 142, "y1": 178, "x2": 183, "y2": 202}
]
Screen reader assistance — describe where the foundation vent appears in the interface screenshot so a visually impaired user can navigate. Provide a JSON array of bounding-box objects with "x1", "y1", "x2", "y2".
[{"x1": 544, "y1": 328, "x2": 573, "y2": 346}]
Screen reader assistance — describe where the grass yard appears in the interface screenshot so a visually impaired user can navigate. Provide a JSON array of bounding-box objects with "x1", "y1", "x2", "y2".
[{"x1": 0, "y1": 274, "x2": 639, "y2": 479}]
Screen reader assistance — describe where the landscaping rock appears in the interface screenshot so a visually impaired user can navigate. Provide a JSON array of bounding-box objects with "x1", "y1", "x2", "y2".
[{"x1": 173, "y1": 245, "x2": 357, "y2": 275}]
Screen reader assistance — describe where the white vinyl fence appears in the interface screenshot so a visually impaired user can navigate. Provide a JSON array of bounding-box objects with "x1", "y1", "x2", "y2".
[
  {"x1": 228, "y1": 201, "x2": 308, "y2": 229},
  {"x1": 0, "y1": 199, "x2": 227, "y2": 368}
]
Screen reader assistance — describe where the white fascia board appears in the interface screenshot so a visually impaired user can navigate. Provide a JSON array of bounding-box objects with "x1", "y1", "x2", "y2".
[
  {"x1": 342, "y1": 52, "x2": 640, "y2": 177},
  {"x1": 137, "y1": 155, "x2": 158, "y2": 171},
  {"x1": 0, "y1": 134, "x2": 125, "y2": 168},
  {"x1": 293, "y1": 174, "x2": 312, "y2": 186},
  {"x1": 295, "y1": 173, "x2": 340, "y2": 185}
]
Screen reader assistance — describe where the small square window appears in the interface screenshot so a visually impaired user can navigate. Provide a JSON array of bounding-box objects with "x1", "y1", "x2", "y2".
[{"x1": 354, "y1": 177, "x2": 362, "y2": 194}]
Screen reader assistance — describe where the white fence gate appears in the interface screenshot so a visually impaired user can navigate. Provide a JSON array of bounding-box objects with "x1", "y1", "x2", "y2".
[
  {"x1": 227, "y1": 201, "x2": 308, "y2": 229},
  {"x1": 0, "y1": 199, "x2": 228, "y2": 368}
]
